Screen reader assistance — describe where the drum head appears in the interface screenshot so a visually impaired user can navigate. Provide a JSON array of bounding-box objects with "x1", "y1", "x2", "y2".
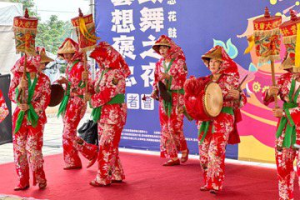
[
  {"x1": 49, "y1": 84, "x2": 65, "y2": 107},
  {"x1": 204, "y1": 82, "x2": 223, "y2": 117}
]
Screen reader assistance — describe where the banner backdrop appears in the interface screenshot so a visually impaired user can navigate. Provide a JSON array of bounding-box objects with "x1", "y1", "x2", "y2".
[{"x1": 95, "y1": 0, "x2": 297, "y2": 163}]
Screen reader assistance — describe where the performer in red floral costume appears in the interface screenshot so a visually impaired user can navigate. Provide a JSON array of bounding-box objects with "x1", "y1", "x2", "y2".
[
  {"x1": 264, "y1": 69, "x2": 300, "y2": 200},
  {"x1": 261, "y1": 11, "x2": 300, "y2": 200},
  {"x1": 74, "y1": 41, "x2": 130, "y2": 187},
  {"x1": 9, "y1": 55, "x2": 51, "y2": 190},
  {"x1": 56, "y1": 38, "x2": 91, "y2": 170},
  {"x1": 151, "y1": 35, "x2": 189, "y2": 166},
  {"x1": 36, "y1": 47, "x2": 54, "y2": 72},
  {"x1": 184, "y1": 46, "x2": 247, "y2": 194}
]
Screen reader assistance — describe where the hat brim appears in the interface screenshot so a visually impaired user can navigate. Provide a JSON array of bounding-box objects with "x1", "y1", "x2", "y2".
[
  {"x1": 201, "y1": 47, "x2": 224, "y2": 66},
  {"x1": 40, "y1": 55, "x2": 54, "y2": 64},
  {"x1": 57, "y1": 49, "x2": 76, "y2": 55},
  {"x1": 280, "y1": 59, "x2": 294, "y2": 71},
  {"x1": 201, "y1": 55, "x2": 223, "y2": 66},
  {"x1": 152, "y1": 43, "x2": 171, "y2": 54}
]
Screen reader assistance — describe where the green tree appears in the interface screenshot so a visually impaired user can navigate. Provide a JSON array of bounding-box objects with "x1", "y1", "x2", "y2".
[
  {"x1": 9, "y1": 0, "x2": 37, "y2": 17},
  {"x1": 36, "y1": 15, "x2": 72, "y2": 54}
]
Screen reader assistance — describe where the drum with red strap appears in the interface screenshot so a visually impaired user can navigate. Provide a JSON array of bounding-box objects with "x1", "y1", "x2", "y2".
[{"x1": 184, "y1": 78, "x2": 223, "y2": 121}]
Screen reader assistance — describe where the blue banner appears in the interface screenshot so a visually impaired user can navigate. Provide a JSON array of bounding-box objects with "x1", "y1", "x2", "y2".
[{"x1": 95, "y1": 0, "x2": 296, "y2": 160}]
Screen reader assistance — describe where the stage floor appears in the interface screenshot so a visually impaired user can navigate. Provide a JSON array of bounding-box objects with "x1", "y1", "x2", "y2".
[{"x1": 0, "y1": 152, "x2": 298, "y2": 200}]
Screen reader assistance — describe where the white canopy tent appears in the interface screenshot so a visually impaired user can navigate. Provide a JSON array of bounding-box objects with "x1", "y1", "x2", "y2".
[{"x1": 0, "y1": 2, "x2": 22, "y2": 75}]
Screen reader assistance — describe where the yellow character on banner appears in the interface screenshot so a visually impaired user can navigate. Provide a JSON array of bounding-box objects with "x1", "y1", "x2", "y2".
[
  {"x1": 259, "y1": 23, "x2": 265, "y2": 30},
  {"x1": 19, "y1": 21, "x2": 24, "y2": 27},
  {"x1": 266, "y1": 22, "x2": 272, "y2": 29},
  {"x1": 291, "y1": 25, "x2": 297, "y2": 35},
  {"x1": 281, "y1": 28, "x2": 289, "y2": 36},
  {"x1": 24, "y1": 32, "x2": 31, "y2": 50},
  {"x1": 25, "y1": 21, "x2": 30, "y2": 28}
]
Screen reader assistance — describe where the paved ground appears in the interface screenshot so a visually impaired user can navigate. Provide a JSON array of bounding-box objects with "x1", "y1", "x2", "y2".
[{"x1": 0, "y1": 106, "x2": 90, "y2": 164}]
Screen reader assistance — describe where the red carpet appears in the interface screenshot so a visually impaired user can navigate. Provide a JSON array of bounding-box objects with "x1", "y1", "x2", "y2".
[{"x1": 0, "y1": 152, "x2": 299, "y2": 200}]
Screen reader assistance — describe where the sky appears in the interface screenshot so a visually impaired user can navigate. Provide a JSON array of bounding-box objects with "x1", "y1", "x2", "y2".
[{"x1": 33, "y1": 0, "x2": 91, "y2": 22}]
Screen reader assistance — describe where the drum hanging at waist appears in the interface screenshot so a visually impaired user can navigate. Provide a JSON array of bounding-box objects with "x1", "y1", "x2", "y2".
[
  {"x1": 184, "y1": 81, "x2": 223, "y2": 121},
  {"x1": 49, "y1": 84, "x2": 65, "y2": 107}
]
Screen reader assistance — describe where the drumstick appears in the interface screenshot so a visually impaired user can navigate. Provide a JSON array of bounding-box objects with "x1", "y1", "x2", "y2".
[
  {"x1": 238, "y1": 75, "x2": 248, "y2": 90},
  {"x1": 230, "y1": 75, "x2": 248, "y2": 100}
]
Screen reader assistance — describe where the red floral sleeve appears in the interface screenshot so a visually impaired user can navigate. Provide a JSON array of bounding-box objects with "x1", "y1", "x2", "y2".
[
  {"x1": 169, "y1": 58, "x2": 187, "y2": 90},
  {"x1": 8, "y1": 74, "x2": 20, "y2": 104},
  {"x1": 31, "y1": 74, "x2": 51, "y2": 111},
  {"x1": 152, "y1": 61, "x2": 161, "y2": 92},
  {"x1": 68, "y1": 62, "x2": 87, "y2": 96},
  {"x1": 91, "y1": 69, "x2": 125, "y2": 108}
]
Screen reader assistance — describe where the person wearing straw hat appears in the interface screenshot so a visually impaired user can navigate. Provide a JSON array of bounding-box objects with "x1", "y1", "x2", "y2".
[
  {"x1": 263, "y1": 10, "x2": 300, "y2": 200},
  {"x1": 8, "y1": 55, "x2": 51, "y2": 190},
  {"x1": 264, "y1": 65, "x2": 300, "y2": 200},
  {"x1": 73, "y1": 41, "x2": 131, "y2": 187},
  {"x1": 151, "y1": 35, "x2": 189, "y2": 166},
  {"x1": 36, "y1": 47, "x2": 54, "y2": 72},
  {"x1": 185, "y1": 46, "x2": 247, "y2": 194},
  {"x1": 0, "y1": 89, "x2": 9, "y2": 123},
  {"x1": 56, "y1": 38, "x2": 91, "y2": 170}
]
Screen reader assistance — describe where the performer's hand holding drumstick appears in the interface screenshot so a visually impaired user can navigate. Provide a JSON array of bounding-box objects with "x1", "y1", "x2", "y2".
[
  {"x1": 228, "y1": 75, "x2": 248, "y2": 101},
  {"x1": 161, "y1": 73, "x2": 171, "y2": 80},
  {"x1": 151, "y1": 68, "x2": 171, "y2": 101},
  {"x1": 151, "y1": 90, "x2": 159, "y2": 100},
  {"x1": 228, "y1": 87, "x2": 240, "y2": 100}
]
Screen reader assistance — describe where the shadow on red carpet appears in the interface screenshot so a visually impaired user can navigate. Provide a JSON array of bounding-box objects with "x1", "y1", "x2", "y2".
[{"x1": 0, "y1": 152, "x2": 299, "y2": 200}]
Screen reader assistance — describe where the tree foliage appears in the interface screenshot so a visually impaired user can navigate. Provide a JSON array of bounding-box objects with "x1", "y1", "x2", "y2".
[
  {"x1": 36, "y1": 15, "x2": 72, "y2": 54},
  {"x1": 10, "y1": 0, "x2": 37, "y2": 17}
]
